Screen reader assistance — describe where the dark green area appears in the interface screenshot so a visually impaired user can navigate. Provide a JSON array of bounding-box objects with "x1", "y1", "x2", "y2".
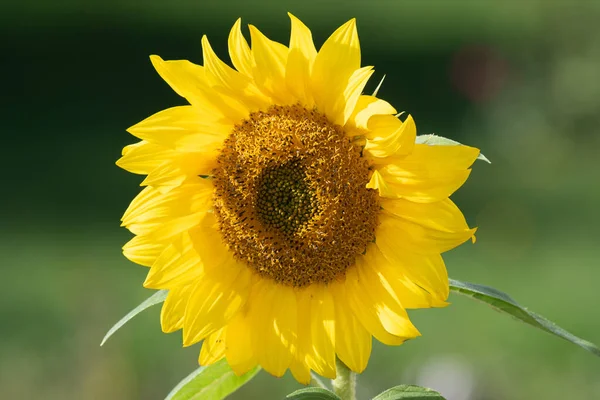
[{"x1": 2, "y1": 1, "x2": 599, "y2": 399}]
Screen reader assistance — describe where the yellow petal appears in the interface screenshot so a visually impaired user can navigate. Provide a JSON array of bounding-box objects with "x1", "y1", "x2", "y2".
[
  {"x1": 228, "y1": 18, "x2": 254, "y2": 77},
  {"x1": 248, "y1": 279, "x2": 296, "y2": 377},
  {"x1": 355, "y1": 256, "x2": 421, "y2": 339},
  {"x1": 336, "y1": 271, "x2": 406, "y2": 346},
  {"x1": 121, "y1": 182, "x2": 213, "y2": 237},
  {"x1": 368, "y1": 144, "x2": 480, "y2": 202},
  {"x1": 140, "y1": 160, "x2": 202, "y2": 194},
  {"x1": 381, "y1": 197, "x2": 476, "y2": 251},
  {"x1": 143, "y1": 229, "x2": 203, "y2": 289},
  {"x1": 377, "y1": 207, "x2": 476, "y2": 255},
  {"x1": 375, "y1": 235, "x2": 450, "y2": 302},
  {"x1": 340, "y1": 66, "x2": 375, "y2": 126},
  {"x1": 364, "y1": 114, "x2": 416, "y2": 159},
  {"x1": 248, "y1": 25, "x2": 293, "y2": 104},
  {"x1": 362, "y1": 243, "x2": 448, "y2": 309},
  {"x1": 150, "y1": 55, "x2": 246, "y2": 122},
  {"x1": 289, "y1": 359, "x2": 311, "y2": 385},
  {"x1": 312, "y1": 18, "x2": 361, "y2": 125},
  {"x1": 199, "y1": 327, "x2": 226, "y2": 365},
  {"x1": 118, "y1": 141, "x2": 217, "y2": 192},
  {"x1": 346, "y1": 95, "x2": 397, "y2": 131},
  {"x1": 381, "y1": 197, "x2": 470, "y2": 231},
  {"x1": 160, "y1": 284, "x2": 193, "y2": 333},
  {"x1": 202, "y1": 35, "x2": 270, "y2": 112},
  {"x1": 191, "y1": 213, "x2": 235, "y2": 272},
  {"x1": 366, "y1": 169, "x2": 392, "y2": 197},
  {"x1": 286, "y1": 13, "x2": 317, "y2": 107},
  {"x1": 126, "y1": 106, "x2": 230, "y2": 153},
  {"x1": 122, "y1": 234, "x2": 168, "y2": 267},
  {"x1": 116, "y1": 141, "x2": 176, "y2": 175},
  {"x1": 316, "y1": 65, "x2": 374, "y2": 127},
  {"x1": 304, "y1": 285, "x2": 336, "y2": 379},
  {"x1": 152, "y1": 213, "x2": 208, "y2": 242},
  {"x1": 290, "y1": 287, "x2": 313, "y2": 384},
  {"x1": 331, "y1": 282, "x2": 372, "y2": 373},
  {"x1": 226, "y1": 312, "x2": 258, "y2": 376},
  {"x1": 183, "y1": 263, "x2": 251, "y2": 346}
]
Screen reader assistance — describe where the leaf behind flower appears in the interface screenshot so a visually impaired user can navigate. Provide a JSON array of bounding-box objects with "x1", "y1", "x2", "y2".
[
  {"x1": 450, "y1": 279, "x2": 600, "y2": 357},
  {"x1": 100, "y1": 289, "x2": 167, "y2": 346},
  {"x1": 415, "y1": 134, "x2": 490, "y2": 163}
]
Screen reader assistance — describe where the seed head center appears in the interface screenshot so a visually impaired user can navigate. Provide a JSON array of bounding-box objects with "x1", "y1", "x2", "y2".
[
  {"x1": 255, "y1": 160, "x2": 318, "y2": 236},
  {"x1": 212, "y1": 105, "x2": 380, "y2": 287}
]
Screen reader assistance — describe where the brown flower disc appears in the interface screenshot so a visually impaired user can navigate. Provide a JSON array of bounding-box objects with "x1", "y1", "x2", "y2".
[{"x1": 212, "y1": 105, "x2": 380, "y2": 287}]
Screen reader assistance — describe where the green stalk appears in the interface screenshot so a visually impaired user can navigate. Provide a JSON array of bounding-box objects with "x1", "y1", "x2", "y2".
[{"x1": 332, "y1": 358, "x2": 356, "y2": 400}]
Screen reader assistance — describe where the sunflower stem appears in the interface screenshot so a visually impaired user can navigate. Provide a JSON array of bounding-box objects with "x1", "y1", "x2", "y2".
[{"x1": 332, "y1": 358, "x2": 356, "y2": 400}]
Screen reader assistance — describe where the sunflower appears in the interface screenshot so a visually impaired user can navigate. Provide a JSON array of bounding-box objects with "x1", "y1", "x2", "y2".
[{"x1": 117, "y1": 14, "x2": 479, "y2": 383}]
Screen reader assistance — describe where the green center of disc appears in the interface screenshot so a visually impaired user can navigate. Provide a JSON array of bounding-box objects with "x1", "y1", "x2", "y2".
[{"x1": 255, "y1": 159, "x2": 318, "y2": 235}]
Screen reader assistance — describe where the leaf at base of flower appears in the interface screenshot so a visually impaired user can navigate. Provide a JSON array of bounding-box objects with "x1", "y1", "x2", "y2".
[
  {"x1": 165, "y1": 359, "x2": 260, "y2": 400},
  {"x1": 372, "y1": 385, "x2": 446, "y2": 399},
  {"x1": 286, "y1": 387, "x2": 342, "y2": 400}
]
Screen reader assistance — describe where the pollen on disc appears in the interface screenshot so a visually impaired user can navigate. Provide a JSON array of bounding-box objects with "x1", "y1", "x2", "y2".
[{"x1": 212, "y1": 104, "x2": 380, "y2": 287}]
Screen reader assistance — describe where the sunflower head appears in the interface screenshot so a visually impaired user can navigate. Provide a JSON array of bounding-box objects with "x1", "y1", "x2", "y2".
[{"x1": 117, "y1": 13, "x2": 479, "y2": 384}]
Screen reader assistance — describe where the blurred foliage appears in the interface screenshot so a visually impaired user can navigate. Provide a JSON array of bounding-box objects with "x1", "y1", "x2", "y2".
[{"x1": 2, "y1": 1, "x2": 599, "y2": 399}]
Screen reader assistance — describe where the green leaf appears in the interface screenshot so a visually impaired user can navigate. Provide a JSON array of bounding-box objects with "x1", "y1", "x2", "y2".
[
  {"x1": 286, "y1": 387, "x2": 341, "y2": 400},
  {"x1": 449, "y1": 279, "x2": 600, "y2": 357},
  {"x1": 100, "y1": 289, "x2": 167, "y2": 346},
  {"x1": 372, "y1": 385, "x2": 445, "y2": 400},
  {"x1": 415, "y1": 134, "x2": 491, "y2": 163},
  {"x1": 165, "y1": 359, "x2": 260, "y2": 400}
]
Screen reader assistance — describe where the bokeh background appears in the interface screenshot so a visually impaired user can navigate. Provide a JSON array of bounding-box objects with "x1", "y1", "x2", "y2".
[{"x1": 2, "y1": 0, "x2": 600, "y2": 399}]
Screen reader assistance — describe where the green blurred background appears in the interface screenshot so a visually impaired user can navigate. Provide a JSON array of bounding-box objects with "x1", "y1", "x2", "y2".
[{"x1": 2, "y1": 0, "x2": 599, "y2": 399}]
